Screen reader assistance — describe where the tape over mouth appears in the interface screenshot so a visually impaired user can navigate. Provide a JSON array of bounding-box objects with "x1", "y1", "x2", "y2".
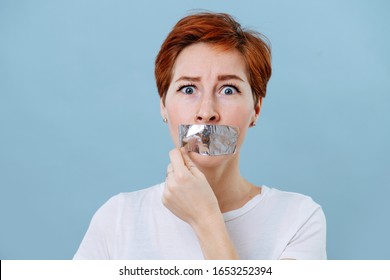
[{"x1": 179, "y1": 124, "x2": 239, "y2": 156}]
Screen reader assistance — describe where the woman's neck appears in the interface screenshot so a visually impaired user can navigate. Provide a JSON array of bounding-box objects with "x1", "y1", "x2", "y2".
[{"x1": 198, "y1": 160, "x2": 260, "y2": 213}]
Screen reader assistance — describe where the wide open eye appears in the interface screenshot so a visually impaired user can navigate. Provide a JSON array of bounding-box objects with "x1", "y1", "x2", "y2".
[
  {"x1": 221, "y1": 85, "x2": 239, "y2": 95},
  {"x1": 179, "y1": 85, "x2": 196, "y2": 95}
]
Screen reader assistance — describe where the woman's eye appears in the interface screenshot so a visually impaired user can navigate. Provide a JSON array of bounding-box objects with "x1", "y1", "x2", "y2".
[
  {"x1": 221, "y1": 86, "x2": 237, "y2": 95},
  {"x1": 180, "y1": 86, "x2": 195, "y2": 95}
]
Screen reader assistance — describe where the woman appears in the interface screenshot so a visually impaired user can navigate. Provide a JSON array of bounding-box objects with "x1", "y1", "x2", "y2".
[{"x1": 73, "y1": 12, "x2": 326, "y2": 260}]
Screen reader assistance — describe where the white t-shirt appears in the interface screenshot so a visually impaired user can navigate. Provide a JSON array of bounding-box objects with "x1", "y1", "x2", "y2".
[{"x1": 73, "y1": 183, "x2": 326, "y2": 259}]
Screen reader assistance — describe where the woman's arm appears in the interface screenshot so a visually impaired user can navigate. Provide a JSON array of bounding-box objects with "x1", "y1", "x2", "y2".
[
  {"x1": 162, "y1": 148, "x2": 239, "y2": 259},
  {"x1": 190, "y1": 210, "x2": 239, "y2": 259}
]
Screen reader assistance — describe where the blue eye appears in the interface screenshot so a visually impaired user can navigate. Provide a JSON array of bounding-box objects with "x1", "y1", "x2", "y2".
[
  {"x1": 180, "y1": 86, "x2": 195, "y2": 95},
  {"x1": 222, "y1": 86, "x2": 237, "y2": 95}
]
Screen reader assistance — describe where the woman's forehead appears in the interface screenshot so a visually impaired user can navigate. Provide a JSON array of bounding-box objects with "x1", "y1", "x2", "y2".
[{"x1": 171, "y1": 43, "x2": 249, "y2": 82}]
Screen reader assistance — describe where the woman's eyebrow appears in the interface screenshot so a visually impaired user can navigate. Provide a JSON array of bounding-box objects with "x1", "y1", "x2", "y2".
[
  {"x1": 175, "y1": 76, "x2": 201, "y2": 83},
  {"x1": 175, "y1": 75, "x2": 244, "y2": 83},
  {"x1": 217, "y1": 74, "x2": 244, "y2": 82}
]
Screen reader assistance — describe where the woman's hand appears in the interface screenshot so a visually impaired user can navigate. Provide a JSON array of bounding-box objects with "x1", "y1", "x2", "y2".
[
  {"x1": 162, "y1": 148, "x2": 239, "y2": 259},
  {"x1": 163, "y1": 148, "x2": 220, "y2": 227}
]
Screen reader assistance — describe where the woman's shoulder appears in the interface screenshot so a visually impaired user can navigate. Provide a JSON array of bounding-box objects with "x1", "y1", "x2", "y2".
[
  {"x1": 105, "y1": 182, "x2": 164, "y2": 207},
  {"x1": 261, "y1": 185, "x2": 322, "y2": 212},
  {"x1": 93, "y1": 183, "x2": 164, "y2": 217},
  {"x1": 118, "y1": 182, "x2": 163, "y2": 199},
  {"x1": 260, "y1": 186, "x2": 326, "y2": 235}
]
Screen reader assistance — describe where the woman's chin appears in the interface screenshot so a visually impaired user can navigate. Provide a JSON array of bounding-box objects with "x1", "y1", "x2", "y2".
[{"x1": 188, "y1": 151, "x2": 238, "y2": 169}]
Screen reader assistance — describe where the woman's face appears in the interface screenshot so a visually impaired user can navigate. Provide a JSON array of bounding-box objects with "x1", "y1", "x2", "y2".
[{"x1": 161, "y1": 43, "x2": 261, "y2": 165}]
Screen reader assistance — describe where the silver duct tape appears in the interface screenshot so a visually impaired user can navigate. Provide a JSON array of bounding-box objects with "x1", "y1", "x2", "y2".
[{"x1": 179, "y1": 124, "x2": 239, "y2": 156}]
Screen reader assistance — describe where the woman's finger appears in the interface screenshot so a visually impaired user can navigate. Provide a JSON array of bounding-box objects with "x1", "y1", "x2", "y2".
[
  {"x1": 166, "y1": 163, "x2": 174, "y2": 178},
  {"x1": 169, "y1": 148, "x2": 191, "y2": 177},
  {"x1": 180, "y1": 148, "x2": 204, "y2": 177}
]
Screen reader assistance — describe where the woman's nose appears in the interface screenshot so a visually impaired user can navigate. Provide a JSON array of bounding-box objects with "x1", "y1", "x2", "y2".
[{"x1": 194, "y1": 96, "x2": 220, "y2": 123}]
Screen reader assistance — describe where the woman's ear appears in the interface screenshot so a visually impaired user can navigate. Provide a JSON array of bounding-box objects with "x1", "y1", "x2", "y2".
[
  {"x1": 255, "y1": 97, "x2": 262, "y2": 116},
  {"x1": 251, "y1": 97, "x2": 262, "y2": 126},
  {"x1": 160, "y1": 98, "x2": 167, "y2": 122}
]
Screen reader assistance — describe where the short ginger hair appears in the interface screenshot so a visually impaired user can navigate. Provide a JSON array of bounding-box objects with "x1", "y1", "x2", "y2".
[{"x1": 155, "y1": 12, "x2": 272, "y2": 106}]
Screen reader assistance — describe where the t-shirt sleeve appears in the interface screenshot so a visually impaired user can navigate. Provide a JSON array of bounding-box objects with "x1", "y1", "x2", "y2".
[
  {"x1": 279, "y1": 201, "x2": 327, "y2": 260},
  {"x1": 73, "y1": 195, "x2": 121, "y2": 260}
]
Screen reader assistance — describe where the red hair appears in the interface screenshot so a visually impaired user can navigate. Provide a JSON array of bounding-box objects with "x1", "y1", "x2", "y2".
[{"x1": 155, "y1": 12, "x2": 272, "y2": 106}]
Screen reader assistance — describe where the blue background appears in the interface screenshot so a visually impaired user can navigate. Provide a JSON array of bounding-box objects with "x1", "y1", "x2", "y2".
[{"x1": 1, "y1": 0, "x2": 389, "y2": 259}]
